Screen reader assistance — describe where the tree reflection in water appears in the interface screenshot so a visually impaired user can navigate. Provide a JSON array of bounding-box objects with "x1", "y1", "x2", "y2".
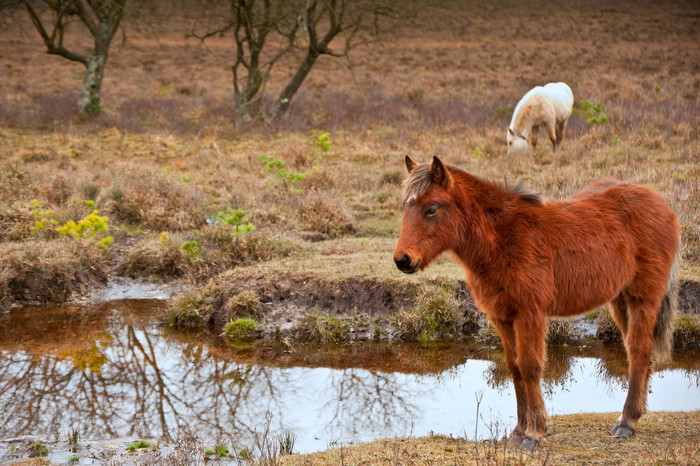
[
  {"x1": 0, "y1": 301, "x2": 427, "y2": 447},
  {"x1": 0, "y1": 300, "x2": 698, "y2": 452}
]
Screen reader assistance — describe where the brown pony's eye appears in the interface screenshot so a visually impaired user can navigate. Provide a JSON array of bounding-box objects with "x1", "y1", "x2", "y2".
[{"x1": 425, "y1": 205, "x2": 438, "y2": 216}]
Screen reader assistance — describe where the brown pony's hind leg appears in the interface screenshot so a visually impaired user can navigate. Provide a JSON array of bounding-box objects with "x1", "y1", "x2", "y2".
[
  {"x1": 491, "y1": 318, "x2": 528, "y2": 443},
  {"x1": 513, "y1": 312, "x2": 548, "y2": 448},
  {"x1": 611, "y1": 297, "x2": 659, "y2": 439}
]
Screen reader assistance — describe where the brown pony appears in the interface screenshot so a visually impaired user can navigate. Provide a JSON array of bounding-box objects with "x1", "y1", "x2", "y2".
[{"x1": 394, "y1": 156, "x2": 680, "y2": 449}]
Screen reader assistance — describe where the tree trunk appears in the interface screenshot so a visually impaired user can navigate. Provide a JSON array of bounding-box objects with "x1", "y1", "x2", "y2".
[
  {"x1": 77, "y1": 49, "x2": 107, "y2": 117},
  {"x1": 233, "y1": 65, "x2": 263, "y2": 123},
  {"x1": 269, "y1": 51, "x2": 317, "y2": 119}
]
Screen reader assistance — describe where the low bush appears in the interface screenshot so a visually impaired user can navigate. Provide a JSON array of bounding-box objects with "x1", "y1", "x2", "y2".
[
  {"x1": 595, "y1": 307, "x2": 623, "y2": 342},
  {"x1": 0, "y1": 239, "x2": 107, "y2": 307},
  {"x1": 297, "y1": 190, "x2": 355, "y2": 239},
  {"x1": 396, "y1": 282, "x2": 465, "y2": 341},
  {"x1": 118, "y1": 232, "x2": 190, "y2": 279},
  {"x1": 224, "y1": 290, "x2": 260, "y2": 317},
  {"x1": 166, "y1": 288, "x2": 216, "y2": 328},
  {"x1": 674, "y1": 314, "x2": 700, "y2": 348},
  {"x1": 193, "y1": 225, "x2": 293, "y2": 277},
  {"x1": 104, "y1": 170, "x2": 207, "y2": 231}
]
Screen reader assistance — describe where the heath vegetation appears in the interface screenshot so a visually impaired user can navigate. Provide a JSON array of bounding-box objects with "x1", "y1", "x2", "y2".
[{"x1": 0, "y1": 0, "x2": 698, "y2": 345}]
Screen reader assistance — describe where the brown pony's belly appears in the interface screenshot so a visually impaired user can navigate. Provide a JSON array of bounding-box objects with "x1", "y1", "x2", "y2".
[{"x1": 548, "y1": 252, "x2": 635, "y2": 317}]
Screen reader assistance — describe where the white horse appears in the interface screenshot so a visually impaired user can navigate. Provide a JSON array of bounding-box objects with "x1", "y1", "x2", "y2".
[{"x1": 507, "y1": 82, "x2": 574, "y2": 154}]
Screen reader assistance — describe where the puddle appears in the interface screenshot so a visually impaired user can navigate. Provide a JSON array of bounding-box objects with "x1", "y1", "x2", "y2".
[
  {"x1": 0, "y1": 300, "x2": 698, "y2": 458},
  {"x1": 87, "y1": 277, "x2": 182, "y2": 302}
]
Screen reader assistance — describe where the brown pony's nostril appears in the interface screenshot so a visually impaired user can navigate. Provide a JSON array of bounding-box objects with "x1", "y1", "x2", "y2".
[{"x1": 394, "y1": 254, "x2": 412, "y2": 271}]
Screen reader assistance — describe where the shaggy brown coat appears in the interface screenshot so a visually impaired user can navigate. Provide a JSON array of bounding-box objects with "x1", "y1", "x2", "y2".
[{"x1": 394, "y1": 156, "x2": 679, "y2": 448}]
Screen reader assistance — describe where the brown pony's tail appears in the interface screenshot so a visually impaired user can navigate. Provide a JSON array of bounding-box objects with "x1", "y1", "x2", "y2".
[{"x1": 653, "y1": 245, "x2": 680, "y2": 364}]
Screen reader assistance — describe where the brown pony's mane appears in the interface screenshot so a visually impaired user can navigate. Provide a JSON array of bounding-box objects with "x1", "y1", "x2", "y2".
[
  {"x1": 401, "y1": 162, "x2": 433, "y2": 202},
  {"x1": 505, "y1": 180, "x2": 543, "y2": 205},
  {"x1": 402, "y1": 162, "x2": 542, "y2": 206}
]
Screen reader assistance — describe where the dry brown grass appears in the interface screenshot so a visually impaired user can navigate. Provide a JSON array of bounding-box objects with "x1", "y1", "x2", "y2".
[
  {"x1": 117, "y1": 234, "x2": 190, "y2": 279},
  {"x1": 0, "y1": 239, "x2": 107, "y2": 306},
  {"x1": 280, "y1": 411, "x2": 700, "y2": 465}
]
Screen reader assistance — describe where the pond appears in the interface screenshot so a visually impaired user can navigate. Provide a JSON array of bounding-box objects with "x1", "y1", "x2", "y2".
[{"x1": 0, "y1": 299, "x2": 698, "y2": 454}]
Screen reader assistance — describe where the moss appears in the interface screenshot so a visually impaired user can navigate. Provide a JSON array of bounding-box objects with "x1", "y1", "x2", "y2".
[
  {"x1": 29, "y1": 440, "x2": 49, "y2": 458},
  {"x1": 296, "y1": 312, "x2": 351, "y2": 342},
  {"x1": 224, "y1": 318, "x2": 259, "y2": 341},
  {"x1": 127, "y1": 439, "x2": 154, "y2": 452}
]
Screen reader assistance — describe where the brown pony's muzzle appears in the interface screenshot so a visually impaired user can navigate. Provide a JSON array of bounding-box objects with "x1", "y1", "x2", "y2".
[{"x1": 394, "y1": 253, "x2": 418, "y2": 274}]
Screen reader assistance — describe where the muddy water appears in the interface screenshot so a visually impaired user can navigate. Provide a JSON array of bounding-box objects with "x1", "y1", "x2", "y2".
[{"x1": 0, "y1": 300, "x2": 698, "y2": 454}]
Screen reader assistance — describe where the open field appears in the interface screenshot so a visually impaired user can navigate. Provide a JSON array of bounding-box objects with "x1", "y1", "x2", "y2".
[
  {"x1": 1, "y1": 0, "x2": 698, "y2": 333},
  {"x1": 0, "y1": 1, "x2": 699, "y2": 460}
]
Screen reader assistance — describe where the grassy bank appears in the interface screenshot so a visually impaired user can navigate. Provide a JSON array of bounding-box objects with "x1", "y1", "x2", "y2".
[
  {"x1": 279, "y1": 411, "x2": 700, "y2": 465},
  {"x1": 4, "y1": 411, "x2": 697, "y2": 464},
  {"x1": 162, "y1": 236, "x2": 700, "y2": 348}
]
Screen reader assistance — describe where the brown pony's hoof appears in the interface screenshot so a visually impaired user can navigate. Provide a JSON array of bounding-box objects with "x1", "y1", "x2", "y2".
[
  {"x1": 610, "y1": 420, "x2": 635, "y2": 439},
  {"x1": 609, "y1": 419, "x2": 621, "y2": 435},
  {"x1": 521, "y1": 437, "x2": 540, "y2": 450},
  {"x1": 508, "y1": 432, "x2": 525, "y2": 445}
]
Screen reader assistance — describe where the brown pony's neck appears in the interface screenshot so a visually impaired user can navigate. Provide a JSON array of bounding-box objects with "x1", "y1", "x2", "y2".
[{"x1": 448, "y1": 166, "x2": 539, "y2": 273}]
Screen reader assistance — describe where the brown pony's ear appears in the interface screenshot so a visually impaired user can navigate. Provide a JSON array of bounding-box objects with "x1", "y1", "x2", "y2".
[
  {"x1": 430, "y1": 156, "x2": 449, "y2": 188},
  {"x1": 405, "y1": 155, "x2": 418, "y2": 174}
]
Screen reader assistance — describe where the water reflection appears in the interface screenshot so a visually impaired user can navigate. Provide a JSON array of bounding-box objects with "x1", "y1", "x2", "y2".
[{"x1": 0, "y1": 300, "x2": 698, "y2": 453}]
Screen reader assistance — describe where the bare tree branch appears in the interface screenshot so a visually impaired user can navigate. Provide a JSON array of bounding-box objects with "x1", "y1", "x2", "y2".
[{"x1": 188, "y1": 0, "x2": 411, "y2": 122}]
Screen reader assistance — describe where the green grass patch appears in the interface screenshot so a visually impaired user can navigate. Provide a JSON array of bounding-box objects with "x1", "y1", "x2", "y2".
[
  {"x1": 297, "y1": 312, "x2": 352, "y2": 342},
  {"x1": 224, "y1": 318, "x2": 259, "y2": 341},
  {"x1": 127, "y1": 439, "x2": 154, "y2": 452}
]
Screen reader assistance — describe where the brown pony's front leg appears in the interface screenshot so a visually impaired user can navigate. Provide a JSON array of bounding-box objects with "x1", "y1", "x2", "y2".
[
  {"x1": 491, "y1": 317, "x2": 528, "y2": 442},
  {"x1": 514, "y1": 312, "x2": 548, "y2": 449}
]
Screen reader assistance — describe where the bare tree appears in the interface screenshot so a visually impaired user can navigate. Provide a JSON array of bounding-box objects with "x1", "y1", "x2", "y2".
[
  {"x1": 190, "y1": 0, "x2": 405, "y2": 122},
  {"x1": 21, "y1": 0, "x2": 126, "y2": 116}
]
